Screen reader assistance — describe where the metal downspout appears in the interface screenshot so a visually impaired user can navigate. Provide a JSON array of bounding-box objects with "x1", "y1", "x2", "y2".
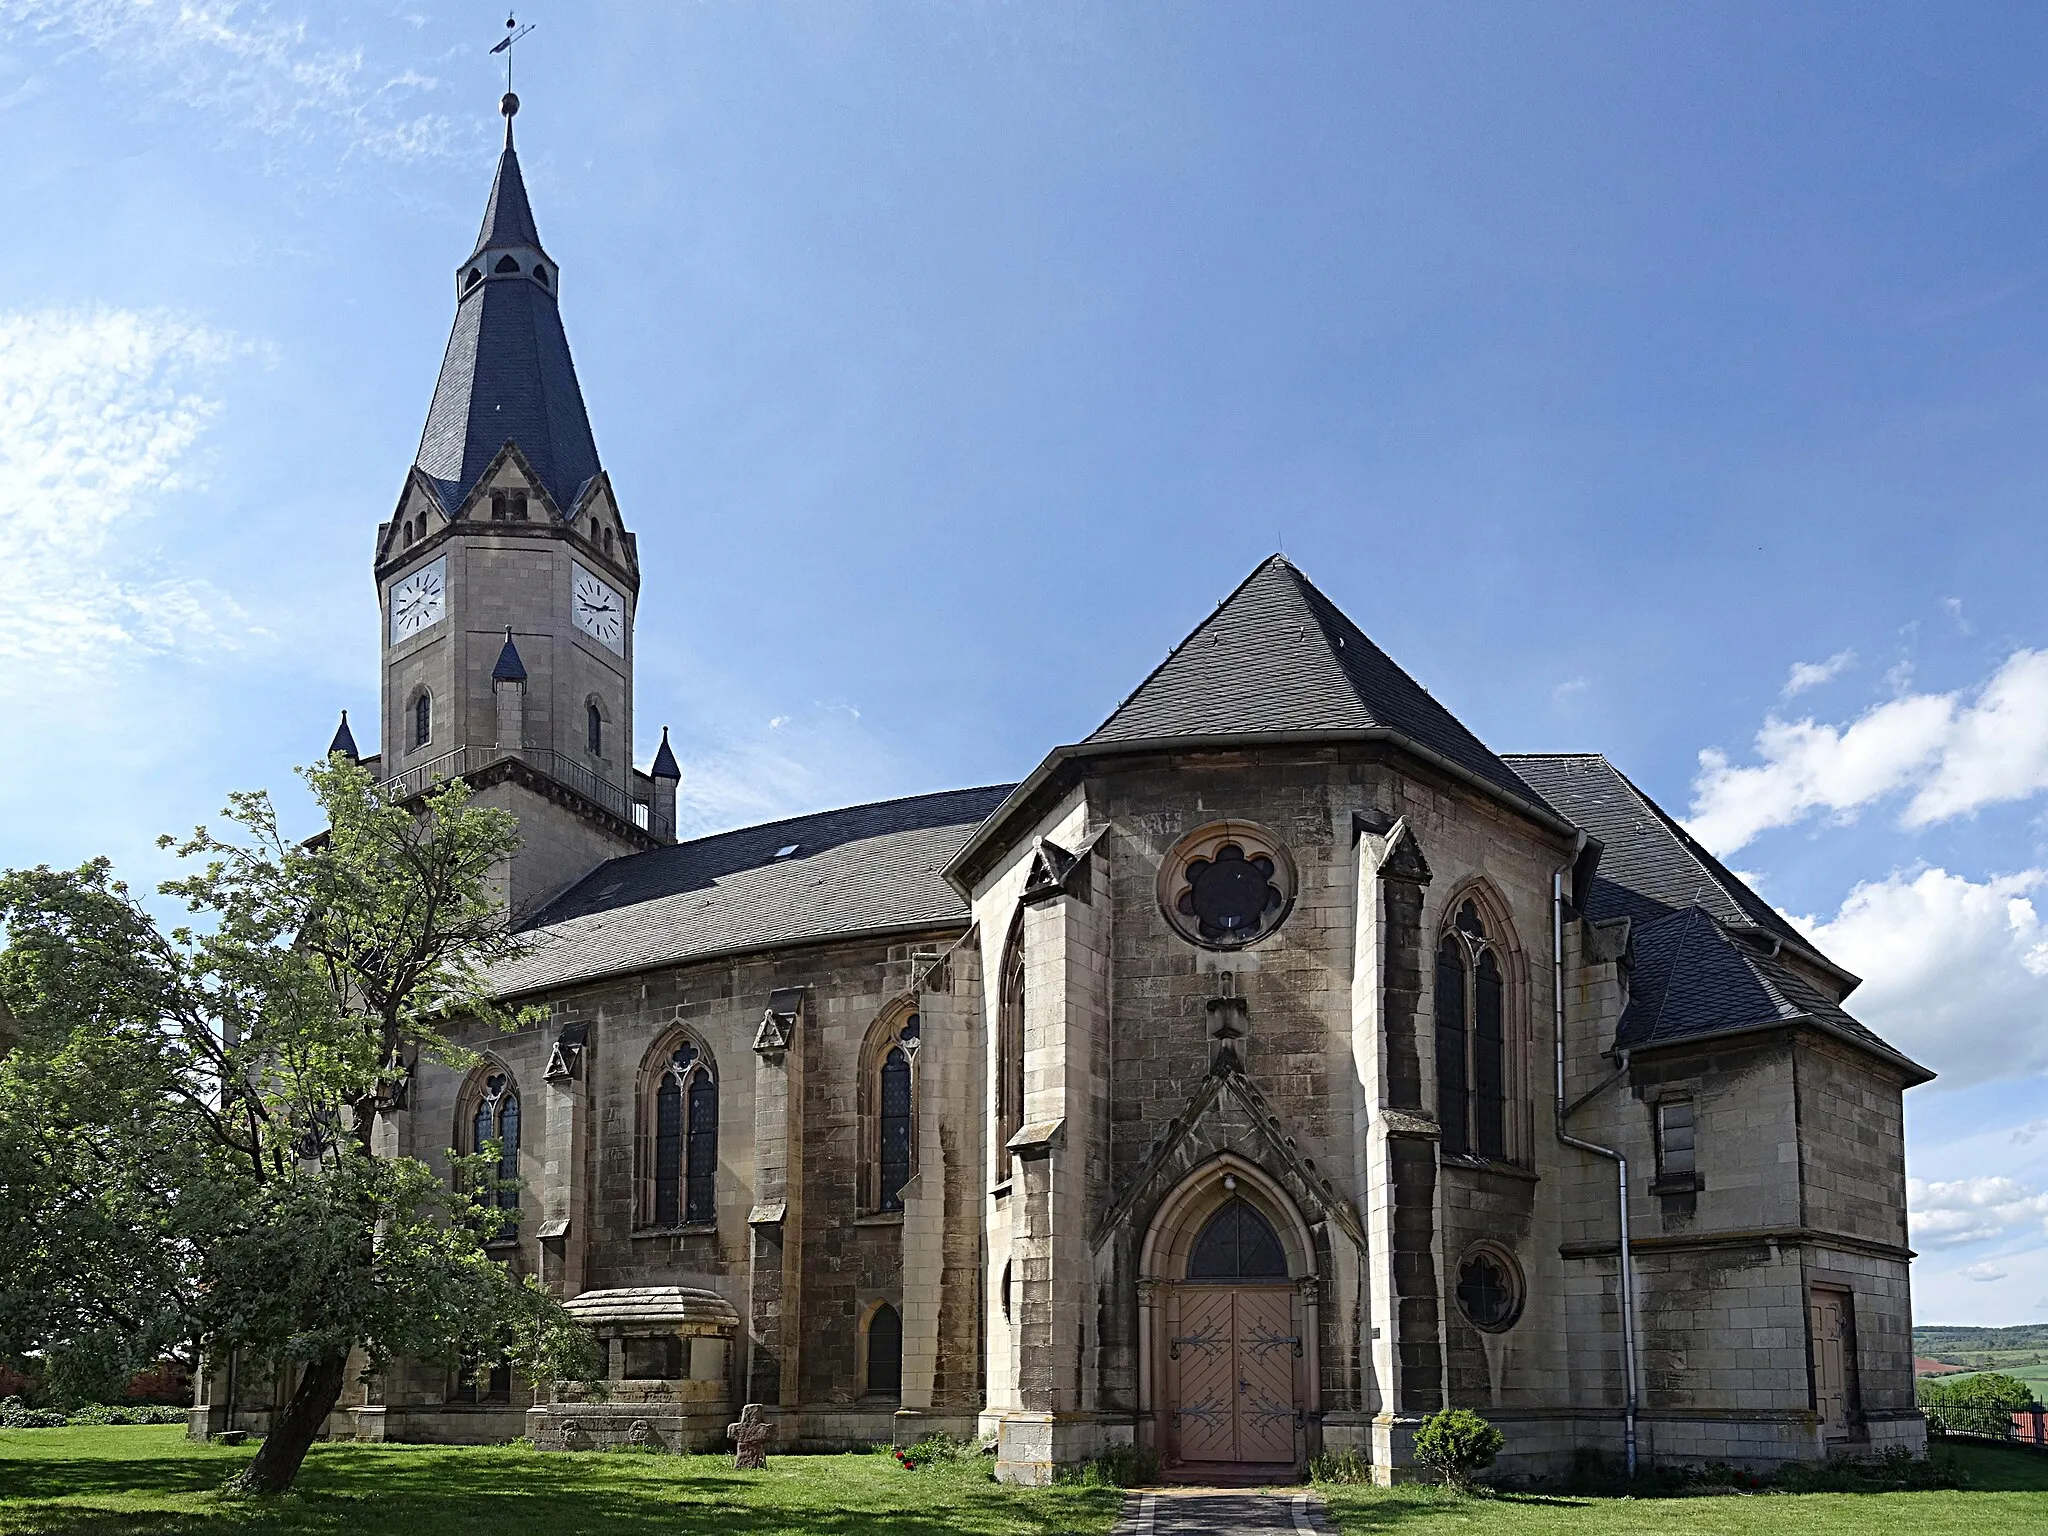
[{"x1": 1553, "y1": 865, "x2": 1641, "y2": 1479}]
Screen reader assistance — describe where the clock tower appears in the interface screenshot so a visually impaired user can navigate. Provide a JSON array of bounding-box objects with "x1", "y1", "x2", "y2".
[{"x1": 359, "y1": 93, "x2": 677, "y2": 918}]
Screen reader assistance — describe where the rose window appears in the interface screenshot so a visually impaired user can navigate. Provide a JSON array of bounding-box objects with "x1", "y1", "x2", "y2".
[
  {"x1": 1454, "y1": 1248, "x2": 1522, "y2": 1332},
  {"x1": 1158, "y1": 822, "x2": 1296, "y2": 950}
]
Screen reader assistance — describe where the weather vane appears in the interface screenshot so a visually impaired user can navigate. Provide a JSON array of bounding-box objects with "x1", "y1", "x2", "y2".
[{"x1": 490, "y1": 12, "x2": 536, "y2": 110}]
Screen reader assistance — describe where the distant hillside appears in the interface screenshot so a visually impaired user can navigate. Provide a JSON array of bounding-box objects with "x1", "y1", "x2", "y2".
[{"x1": 1915, "y1": 1324, "x2": 2048, "y2": 1357}]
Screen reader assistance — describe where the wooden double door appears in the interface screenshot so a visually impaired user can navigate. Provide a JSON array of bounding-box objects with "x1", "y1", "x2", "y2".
[{"x1": 1168, "y1": 1284, "x2": 1299, "y2": 1467}]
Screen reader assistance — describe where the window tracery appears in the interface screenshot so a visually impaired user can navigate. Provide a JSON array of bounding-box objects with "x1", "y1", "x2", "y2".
[
  {"x1": 463, "y1": 1068, "x2": 520, "y2": 1215},
  {"x1": 1435, "y1": 894, "x2": 1513, "y2": 1161},
  {"x1": 861, "y1": 1009, "x2": 921, "y2": 1213},
  {"x1": 644, "y1": 1036, "x2": 718, "y2": 1227},
  {"x1": 995, "y1": 912, "x2": 1025, "y2": 1181}
]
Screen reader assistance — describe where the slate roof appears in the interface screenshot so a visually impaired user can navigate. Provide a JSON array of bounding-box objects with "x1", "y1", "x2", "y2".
[
  {"x1": 328, "y1": 711, "x2": 359, "y2": 762},
  {"x1": 491, "y1": 785, "x2": 1013, "y2": 997},
  {"x1": 1506, "y1": 752, "x2": 1927, "y2": 1079},
  {"x1": 491, "y1": 631, "x2": 527, "y2": 683},
  {"x1": 1617, "y1": 905, "x2": 1925, "y2": 1076},
  {"x1": 470, "y1": 129, "x2": 543, "y2": 258},
  {"x1": 413, "y1": 134, "x2": 602, "y2": 516},
  {"x1": 1504, "y1": 752, "x2": 1831, "y2": 972},
  {"x1": 1088, "y1": 556, "x2": 1543, "y2": 809}
]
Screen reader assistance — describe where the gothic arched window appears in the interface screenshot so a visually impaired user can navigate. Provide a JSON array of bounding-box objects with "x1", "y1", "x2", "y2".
[
  {"x1": 465, "y1": 1069, "x2": 520, "y2": 1214},
  {"x1": 1436, "y1": 897, "x2": 1510, "y2": 1161},
  {"x1": 995, "y1": 912, "x2": 1025, "y2": 1182},
  {"x1": 645, "y1": 1038, "x2": 718, "y2": 1228},
  {"x1": 413, "y1": 691, "x2": 432, "y2": 750},
  {"x1": 862, "y1": 1010, "x2": 920, "y2": 1213},
  {"x1": 1186, "y1": 1196, "x2": 1289, "y2": 1281},
  {"x1": 865, "y1": 1303, "x2": 902, "y2": 1398},
  {"x1": 587, "y1": 701, "x2": 604, "y2": 757}
]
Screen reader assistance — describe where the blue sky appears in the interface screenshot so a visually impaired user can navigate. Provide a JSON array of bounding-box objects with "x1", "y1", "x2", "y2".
[{"x1": 3, "y1": 2, "x2": 2047, "y2": 1326}]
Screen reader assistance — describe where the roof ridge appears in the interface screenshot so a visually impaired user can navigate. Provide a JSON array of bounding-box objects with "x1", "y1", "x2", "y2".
[{"x1": 666, "y1": 782, "x2": 1017, "y2": 852}]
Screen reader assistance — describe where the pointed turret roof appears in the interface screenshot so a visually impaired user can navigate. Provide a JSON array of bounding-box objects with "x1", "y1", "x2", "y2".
[
  {"x1": 470, "y1": 122, "x2": 543, "y2": 258},
  {"x1": 1088, "y1": 555, "x2": 1537, "y2": 804},
  {"x1": 650, "y1": 727, "x2": 681, "y2": 780},
  {"x1": 329, "y1": 710, "x2": 360, "y2": 762},
  {"x1": 414, "y1": 100, "x2": 602, "y2": 516},
  {"x1": 492, "y1": 629, "x2": 528, "y2": 683}
]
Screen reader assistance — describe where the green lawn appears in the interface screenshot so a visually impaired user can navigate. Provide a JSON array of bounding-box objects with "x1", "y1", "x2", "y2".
[
  {"x1": 0, "y1": 1425, "x2": 1124, "y2": 1536},
  {"x1": 1320, "y1": 1444, "x2": 2048, "y2": 1535}
]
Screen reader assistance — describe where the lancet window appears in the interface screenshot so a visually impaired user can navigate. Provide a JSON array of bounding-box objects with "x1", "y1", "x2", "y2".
[
  {"x1": 1435, "y1": 896, "x2": 1510, "y2": 1161},
  {"x1": 645, "y1": 1037, "x2": 718, "y2": 1228},
  {"x1": 862, "y1": 1009, "x2": 921, "y2": 1213},
  {"x1": 995, "y1": 912, "x2": 1025, "y2": 1181},
  {"x1": 464, "y1": 1068, "x2": 520, "y2": 1214}
]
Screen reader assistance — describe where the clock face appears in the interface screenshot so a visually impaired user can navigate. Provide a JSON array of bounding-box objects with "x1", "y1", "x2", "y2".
[
  {"x1": 389, "y1": 557, "x2": 447, "y2": 643},
  {"x1": 572, "y1": 562, "x2": 626, "y2": 654}
]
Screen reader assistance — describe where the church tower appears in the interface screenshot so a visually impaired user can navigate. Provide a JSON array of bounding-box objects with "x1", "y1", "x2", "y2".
[{"x1": 361, "y1": 92, "x2": 676, "y2": 918}]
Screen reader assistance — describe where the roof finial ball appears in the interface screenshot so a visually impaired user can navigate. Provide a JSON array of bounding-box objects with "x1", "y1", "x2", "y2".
[{"x1": 489, "y1": 11, "x2": 534, "y2": 140}]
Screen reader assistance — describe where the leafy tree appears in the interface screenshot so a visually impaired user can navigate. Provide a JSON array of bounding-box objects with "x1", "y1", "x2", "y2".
[
  {"x1": 1412, "y1": 1407, "x2": 1505, "y2": 1488},
  {"x1": 0, "y1": 759, "x2": 599, "y2": 1494},
  {"x1": 1918, "y1": 1370, "x2": 2039, "y2": 1438}
]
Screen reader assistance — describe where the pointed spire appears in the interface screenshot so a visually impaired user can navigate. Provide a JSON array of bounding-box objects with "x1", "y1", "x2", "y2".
[
  {"x1": 414, "y1": 94, "x2": 601, "y2": 515},
  {"x1": 651, "y1": 726, "x2": 681, "y2": 780},
  {"x1": 470, "y1": 94, "x2": 543, "y2": 259},
  {"x1": 492, "y1": 627, "x2": 528, "y2": 683},
  {"x1": 329, "y1": 710, "x2": 360, "y2": 762}
]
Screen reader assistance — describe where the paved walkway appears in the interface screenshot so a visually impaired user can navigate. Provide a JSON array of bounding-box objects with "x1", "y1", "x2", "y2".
[{"x1": 1114, "y1": 1487, "x2": 1335, "y2": 1535}]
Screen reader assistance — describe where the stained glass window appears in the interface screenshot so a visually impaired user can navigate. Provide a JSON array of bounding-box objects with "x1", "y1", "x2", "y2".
[
  {"x1": 650, "y1": 1041, "x2": 717, "y2": 1228},
  {"x1": 1438, "y1": 899, "x2": 1511, "y2": 1163},
  {"x1": 1186, "y1": 1196, "x2": 1288, "y2": 1280}
]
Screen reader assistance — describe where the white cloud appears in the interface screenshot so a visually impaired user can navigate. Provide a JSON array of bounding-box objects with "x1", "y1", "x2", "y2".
[
  {"x1": 3, "y1": 0, "x2": 452, "y2": 161},
  {"x1": 1783, "y1": 649, "x2": 1855, "y2": 698},
  {"x1": 1909, "y1": 1175, "x2": 2048, "y2": 1246},
  {"x1": 1789, "y1": 866, "x2": 2048, "y2": 1088},
  {"x1": 2015, "y1": 1120, "x2": 2048, "y2": 1146},
  {"x1": 1689, "y1": 649, "x2": 2048, "y2": 853},
  {"x1": 0, "y1": 307, "x2": 251, "y2": 684},
  {"x1": 1960, "y1": 1261, "x2": 2009, "y2": 1282}
]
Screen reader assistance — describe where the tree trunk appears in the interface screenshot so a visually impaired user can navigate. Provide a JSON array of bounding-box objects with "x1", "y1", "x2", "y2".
[{"x1": 229, "y1": 1349, "x2": 349, "y2": 1494}]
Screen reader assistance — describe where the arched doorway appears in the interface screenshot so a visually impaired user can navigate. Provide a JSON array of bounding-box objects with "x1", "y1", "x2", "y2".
[{"x1": 1139, "y1": 1159, "x2": 1317, "y2": 1475}]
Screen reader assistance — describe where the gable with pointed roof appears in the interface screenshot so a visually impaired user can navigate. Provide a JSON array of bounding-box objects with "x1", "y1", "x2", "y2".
[
  {"x1": 949, "y1": 554, "x2": 1565, "y2": 888},
  {"x1": 1089, "y1": 555, "x2": 1543, "y2": 806}
]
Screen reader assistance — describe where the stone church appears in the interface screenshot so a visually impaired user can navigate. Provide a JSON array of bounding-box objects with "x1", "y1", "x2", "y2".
[{"x1": 195, "y1": 100, "x2": 1933, "y2": 1482}]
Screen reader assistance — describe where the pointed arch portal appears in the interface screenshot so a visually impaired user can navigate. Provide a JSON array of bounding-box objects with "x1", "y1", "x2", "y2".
[{"x1": 1138, "y1": 1157, "x2": 1317, "y2": 1474}]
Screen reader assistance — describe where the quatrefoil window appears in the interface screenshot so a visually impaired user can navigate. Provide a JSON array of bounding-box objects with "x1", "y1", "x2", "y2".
[{"x1": 1158, "y1": 822, "x2": 1297, "y2": 951}]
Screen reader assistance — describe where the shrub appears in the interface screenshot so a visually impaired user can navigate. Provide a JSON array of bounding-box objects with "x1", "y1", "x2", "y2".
[
  {"x1": 0, "y1": 1398, "x2": 69, "y2": 1429},
  {"x1": 1411, "y1": 1407, "x2": 1504, "y2": 1488},
  {"x1": 1308, "y1": 1445, "x2": 1374, "y2": 1485},
  {"x1": 58, "y1": 1404, "x2": 187, "y2": 1426},
  {"x1": 1054, "y1": 1442, "x2": 1160, "y2": 1487},
  {"x1": 1919, "y1": 1371, "x2": 2037, "y2": 1438}
]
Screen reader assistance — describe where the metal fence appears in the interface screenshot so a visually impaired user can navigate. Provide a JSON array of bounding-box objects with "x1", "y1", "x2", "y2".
[{"x1": 379, "y1": 744, "x2": 672, "y2": 840}]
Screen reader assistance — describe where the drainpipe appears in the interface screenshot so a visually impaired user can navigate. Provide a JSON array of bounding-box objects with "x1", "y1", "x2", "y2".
[{"x1": 1553, "y1": 863, "x2": 1641, "y2": 1479}]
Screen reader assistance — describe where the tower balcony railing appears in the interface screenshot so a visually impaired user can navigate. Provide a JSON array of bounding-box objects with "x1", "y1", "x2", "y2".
[{"x1": 380, "y1": 744, "x2": 672, "y2": 841}]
